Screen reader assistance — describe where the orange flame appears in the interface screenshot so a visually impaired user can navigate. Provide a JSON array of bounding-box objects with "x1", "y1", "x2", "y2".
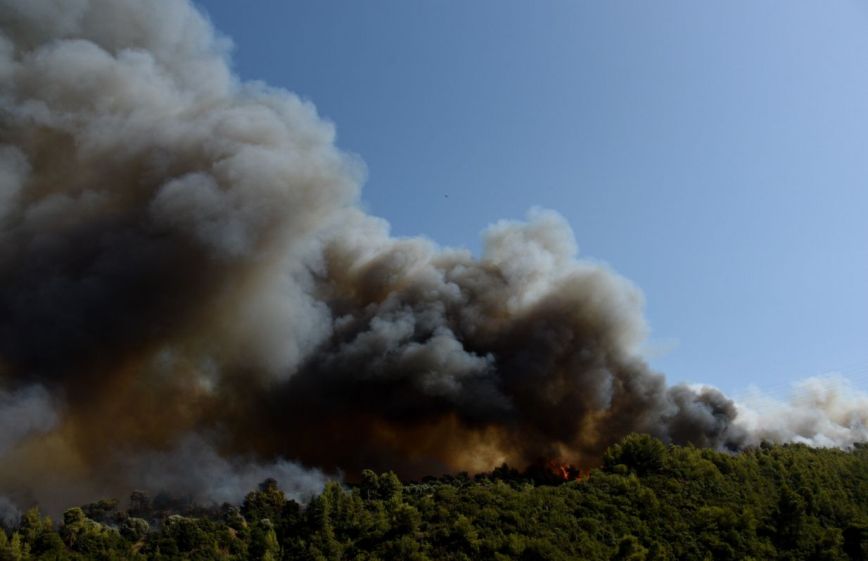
[{"x1": 545, "y1": 460, "x2": 590, "y2": 482}]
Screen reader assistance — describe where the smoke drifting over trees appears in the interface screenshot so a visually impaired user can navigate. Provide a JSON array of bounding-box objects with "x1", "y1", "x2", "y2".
[{"x1": 0, "y1": 0, "x2": 864, "y2": 512}]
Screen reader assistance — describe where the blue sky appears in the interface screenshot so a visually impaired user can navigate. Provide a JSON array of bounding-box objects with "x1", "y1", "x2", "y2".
[{"x1": 195, "y1": 0, "x2": 868, "y2": 397}]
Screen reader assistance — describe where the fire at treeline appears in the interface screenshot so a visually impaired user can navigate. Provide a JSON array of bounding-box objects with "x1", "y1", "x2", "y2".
[{"x1": 0, "y1": 437, "x2": 866, "y2": 560}]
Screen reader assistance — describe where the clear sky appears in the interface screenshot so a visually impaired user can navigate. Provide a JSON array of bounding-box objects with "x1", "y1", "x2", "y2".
[{"x1": 194, "y1": 0, "x2": 868, "y2": 397}]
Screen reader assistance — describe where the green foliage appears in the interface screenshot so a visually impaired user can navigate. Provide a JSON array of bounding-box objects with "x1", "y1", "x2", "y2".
[
  {"x1": 603, "y1": 433, "x2": 667, "y2": 476},
  {"x1": 120, "y1": 517, "x2": 150, "y2": 543},
  {"x1": 243, "y1": 479, "x2": 287, "y2": 525},
  {"x1": 2, "y1": 439, "x2": 866, "y2": 560}
]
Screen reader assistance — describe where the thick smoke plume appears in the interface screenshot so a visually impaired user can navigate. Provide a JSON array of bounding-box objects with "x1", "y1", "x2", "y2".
[{"x1": 0, "y1": 0, "x2": 863, "y2": 512}]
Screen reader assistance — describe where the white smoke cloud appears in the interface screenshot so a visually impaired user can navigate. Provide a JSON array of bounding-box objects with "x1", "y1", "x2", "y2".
[
  {"x1": 0, "y1": 385, "x2": 57, "y2": 455},
  {"x1": 0, "y1": 496, "x2": 20, "y2": 527},
  {"x1": 734, "y1": 375, "x2": 868, "y2": 448},
  {"x1": 124, "y1": 434, "x2": 328, "y2": 505}
]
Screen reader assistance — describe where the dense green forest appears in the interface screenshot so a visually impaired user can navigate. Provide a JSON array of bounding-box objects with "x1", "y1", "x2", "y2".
[{"x1": 2, "y1": 436, "x2": 866, "y2": 561}]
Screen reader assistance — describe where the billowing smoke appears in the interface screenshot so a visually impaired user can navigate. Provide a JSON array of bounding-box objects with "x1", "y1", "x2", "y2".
[
  {"x1": 122, "y1": 434, "x2": 328, "y2": 506},
  {"x1": 734, "y1": 375, "x2": 868, "y2": 448},
  {"x1": 0, "y1": 0, "x2": 863, "y2": 513}
]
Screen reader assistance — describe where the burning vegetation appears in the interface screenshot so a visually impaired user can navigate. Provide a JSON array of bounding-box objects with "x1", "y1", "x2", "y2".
[
  {"x1": 0, "y1": 439, "x2": 864, "y2": 560},
  {"x1": 546, "y1": 461, "x2": 590, "y2": 483}
]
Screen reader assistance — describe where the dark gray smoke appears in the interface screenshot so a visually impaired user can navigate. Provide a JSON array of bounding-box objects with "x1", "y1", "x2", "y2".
[{"x1": 0, "y1": 0, "x2": 858, "y2": 512}]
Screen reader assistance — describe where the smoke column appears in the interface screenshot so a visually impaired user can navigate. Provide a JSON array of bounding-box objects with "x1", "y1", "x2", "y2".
[{"x1": 0, "y1": 0, "x2": 863, "y2": 512}]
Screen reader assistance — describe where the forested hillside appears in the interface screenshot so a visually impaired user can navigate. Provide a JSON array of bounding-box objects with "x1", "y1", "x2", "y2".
[{"x1": 2, "y1": 437, "x2": 866, "y2": 561}]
